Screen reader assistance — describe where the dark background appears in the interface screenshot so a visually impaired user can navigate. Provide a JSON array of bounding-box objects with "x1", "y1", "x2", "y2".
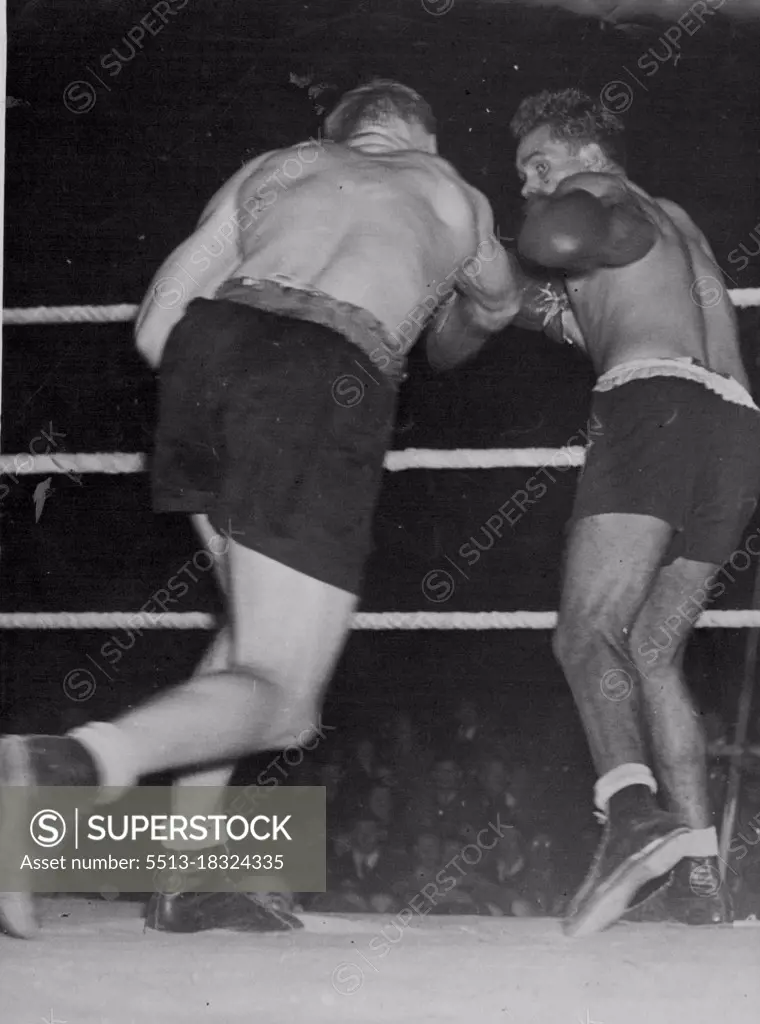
[{"x1": 3, "y1": 0, "x2": 760, "y2": 773}]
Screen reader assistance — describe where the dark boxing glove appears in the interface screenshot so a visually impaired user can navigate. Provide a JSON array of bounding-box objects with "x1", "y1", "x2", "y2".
[{"x1": 518, "y1": 187, "x2": 656, "y2": 272}]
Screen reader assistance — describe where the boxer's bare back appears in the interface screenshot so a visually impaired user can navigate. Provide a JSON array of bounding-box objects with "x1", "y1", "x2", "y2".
[
  {"x1": 236, "y1": 143, "x2": 491, "y2": 338},
  {"x1": 136, "y1": 139, "x2": 512, "y2": 367}
]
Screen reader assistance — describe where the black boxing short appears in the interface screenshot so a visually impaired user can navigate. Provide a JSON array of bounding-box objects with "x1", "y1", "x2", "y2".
[
  {"x1": 151, "y1": 281, "x2": 398, "y2": 594},
  {"x1": 572, "y1": 358, "x2": 760, "y2": 566}
]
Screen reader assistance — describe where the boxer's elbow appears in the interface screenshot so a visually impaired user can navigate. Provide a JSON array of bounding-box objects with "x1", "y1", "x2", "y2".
[
  {"x1": 134, "y1": 318, "x2": 168, "y2": 369},
  {"x1": 135, "y1": 333, "x2": 163, "y2": 370}
]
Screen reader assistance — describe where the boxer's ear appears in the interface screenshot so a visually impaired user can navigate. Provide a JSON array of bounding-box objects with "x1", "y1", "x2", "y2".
[{"x1": 577, "y1": 142, "x2": 608, "y2": 172}]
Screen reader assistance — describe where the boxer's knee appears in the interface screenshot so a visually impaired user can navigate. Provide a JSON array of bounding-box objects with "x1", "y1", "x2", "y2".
[
  {"x1": 265, "y1": 697, "x2": 327, "y2": 750},
  {"x1": 553, "y1": 608, "x2": 631, "y2": 669},
  {"x1": 629, "y1": 616, "x2": 685, "y2": 675}
]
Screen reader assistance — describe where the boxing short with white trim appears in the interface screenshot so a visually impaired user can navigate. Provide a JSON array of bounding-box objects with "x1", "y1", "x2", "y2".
[{"x1": 572, "y1": 357, "x2": 760, "y2": 565}]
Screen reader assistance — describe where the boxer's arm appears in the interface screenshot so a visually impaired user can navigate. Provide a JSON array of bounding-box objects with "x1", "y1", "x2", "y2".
[
  {"x1": 425, "y1": 292, "x2": 497, "y2": 372},
  {"x1": 426, "y1": 189, "x2": 521, "y2": 372},
  {"x1": 135, "y1": 156, "x2": 272, "y2": 368},
  {"x1": 518, "y1": 177, "x2": 657, "y2": 274}
]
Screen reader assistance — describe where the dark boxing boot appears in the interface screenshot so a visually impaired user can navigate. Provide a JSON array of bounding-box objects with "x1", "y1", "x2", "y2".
[
  {"x1": 0, "y1": 734, "x2": 99, "y2": 938},
  {"x1": 145, "y1": 858, "x2": 303, "y2": 933},
  {"x1": 622, "y1": 856, "x2": 733, "y2": 926},
  {"x1": 563, "y1": 807, "x2": 692, "y2": 938}
]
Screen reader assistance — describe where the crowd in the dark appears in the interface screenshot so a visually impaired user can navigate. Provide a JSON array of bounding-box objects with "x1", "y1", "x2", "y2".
[
  {"x1": 284, "y1": 701, "x2": 576, "y2": 917},
  {"x1": 256, "y1": 700, "x2": 760, "y2": 920}
]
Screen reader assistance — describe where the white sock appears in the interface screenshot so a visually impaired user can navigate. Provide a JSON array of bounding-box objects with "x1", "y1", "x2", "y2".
[
  {"x1": 683, "y1": 826, "x2": 718, "y2": 858},
  {"x1": 594, "y1": 762, "x2": 658, "y2": 814},
  {"x1": 68, "y1": 721, "x2": 137, "y2": 803}
]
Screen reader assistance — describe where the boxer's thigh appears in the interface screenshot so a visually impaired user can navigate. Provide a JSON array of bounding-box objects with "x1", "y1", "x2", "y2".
[
  {"x1": 559, "y1": 512, "x2": 672, "y2": 634},
  {"x1": 226, "y1": 539, "x2": 357, "y2": 723}
]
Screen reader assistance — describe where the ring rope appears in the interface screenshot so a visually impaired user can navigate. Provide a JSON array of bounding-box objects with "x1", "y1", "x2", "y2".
[
  {"x1": 5, "y1": 297, "x2": 760, "y2": 636},
  {"x1": 4, "y1": 305, "x2": 139, "y2": 325},
  {"x1": 4, "y1": 287, "x2": 760, "y2": 324},
  {"x1": 2, "y1": 610, "x2": 759, "y2": 629},
  {"x1": 0, "y1": 449, "x2": 586, "y2": 474}
]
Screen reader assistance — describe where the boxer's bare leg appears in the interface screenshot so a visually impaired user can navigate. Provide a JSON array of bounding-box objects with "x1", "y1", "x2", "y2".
[
  {"x1": 554, "y1": 513, "x2": 672, "y2": 775},
  {"x1": 558, "y1": 515, "x2": 719, "y2": 935},
  {"x1": 65, "y1": 535, "x2": 355, "y2": 794},
  {"x1": 629, "y1": 558, "x2": 716, "y2": 831},
  {"x1": 166, "y1": 630, "x2": 236, "y2": 845},
  {"x1": 169, "y1": 516, "x2": 235, "y2": 837},
  {"x1": 90, "y1": 541, "x2": 355, "y2": 784}
]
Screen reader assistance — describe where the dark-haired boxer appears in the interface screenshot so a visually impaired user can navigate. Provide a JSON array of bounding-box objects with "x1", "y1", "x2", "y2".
[
  {"x1": 0, "y1": 80, "x2": 521, "y2": 938},
  {"x1": 509, "y1": 88, "x2": 760, "y2": 937}
]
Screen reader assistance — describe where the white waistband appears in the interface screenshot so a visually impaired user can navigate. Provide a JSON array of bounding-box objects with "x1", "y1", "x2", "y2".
[{"x1": 594, "y1": 358, "x2": 759, "y2": 411}]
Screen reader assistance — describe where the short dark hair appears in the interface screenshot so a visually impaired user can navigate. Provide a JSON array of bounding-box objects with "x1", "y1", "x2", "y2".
[
  {"x1": 510, "y1": 88, "x2": 626, "y2": 169},
  {"x1": 324, "y1": 79, "x2": 436, "y2": 143}
]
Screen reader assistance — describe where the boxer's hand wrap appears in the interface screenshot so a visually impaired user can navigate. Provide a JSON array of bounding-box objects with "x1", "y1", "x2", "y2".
[{"x1": 511, "y1": 270, "x2": 571, "y2": 345}]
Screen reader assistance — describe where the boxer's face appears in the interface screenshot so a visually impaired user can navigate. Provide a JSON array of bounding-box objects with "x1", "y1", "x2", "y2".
[{"x1": 516, "y1": 125, "x2": 600, "y2": 198}]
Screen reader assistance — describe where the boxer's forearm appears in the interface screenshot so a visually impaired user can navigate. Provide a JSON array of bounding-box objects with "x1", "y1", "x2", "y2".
[{"x1": 426, "y1": 293, "x2": 497, "y2": 372}]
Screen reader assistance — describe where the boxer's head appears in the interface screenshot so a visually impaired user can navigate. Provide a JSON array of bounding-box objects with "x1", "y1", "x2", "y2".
[
  {"x1": 325, "y1": 79, "x2": 437, "y2": 154},
  {"x1": 511, "y1": 89, "x2": 626, "y2": 198}
]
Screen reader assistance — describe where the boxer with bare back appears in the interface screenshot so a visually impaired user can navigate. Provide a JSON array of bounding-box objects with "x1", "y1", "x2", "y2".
[
  {"x1": 0, "y1": 80, "x2": 520, "y2": 939},
  {"x1": 510, "y1": 88, "x2": 760, "y2": 937}
]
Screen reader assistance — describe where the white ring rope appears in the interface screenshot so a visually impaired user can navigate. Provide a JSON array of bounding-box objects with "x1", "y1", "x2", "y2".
[
  {"x1": 2, "y1": 610, "x2": 759, "y2": 630},
  {"x1": 4, "y1": 289, "x2": 760, "y2": 324},
  {"x1": 0, "y1": 449, "x2": 586, "y2": 474},
  {"x1": 4, "y1": 297, "x2": 760, "y2": 635},
  {"x1": 3, "y1": 305, "x2": 138, "y2": 325}
]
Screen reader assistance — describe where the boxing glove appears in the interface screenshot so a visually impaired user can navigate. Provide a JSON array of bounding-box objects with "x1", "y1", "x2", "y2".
[{"x1": 518, "y1": 188, "x2": 656, "y2": 272}]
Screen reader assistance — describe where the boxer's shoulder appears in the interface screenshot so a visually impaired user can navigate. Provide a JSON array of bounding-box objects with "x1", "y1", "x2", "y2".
[
  {"x1": 653, "y1": 196, "x2": 702, "y2": 238},
  {"x1": 398, "y1": 153, "x2": 485, "y2": 235}
]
